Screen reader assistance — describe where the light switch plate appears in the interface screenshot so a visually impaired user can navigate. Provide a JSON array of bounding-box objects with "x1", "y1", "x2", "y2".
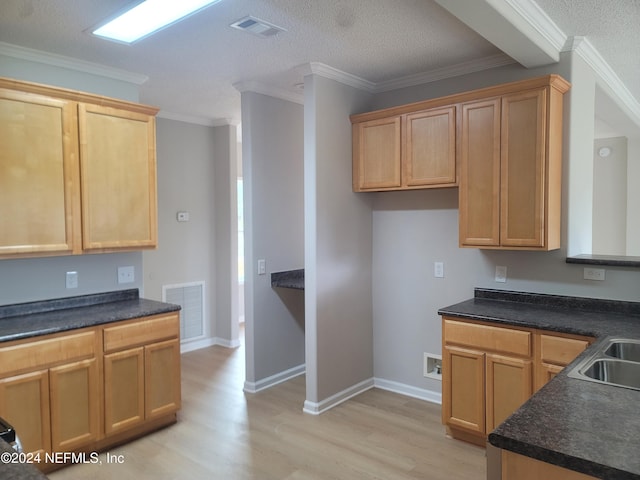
[{"x1": 434, "y1": 261, "x2": 444, "y2": 278}]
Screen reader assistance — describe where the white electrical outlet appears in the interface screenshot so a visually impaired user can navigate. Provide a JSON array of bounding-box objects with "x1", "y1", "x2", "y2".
[
  {"x1": 66, "y1": 271, "x2": 78, "y2": 289},
  {"x1": 583, "y1": 267, "x2": 605, "y2": 281},
  {"x1": 434, "y1": 261, "x2": 444, "y2": 278},
  {"x1": 117, "y1": 266, "x2": 135, "y2": 284},
  {"x1": 495, "y1": 266, "x2": 507, "y2": 283},
  {"x1": 257, "y1": 259, "x2": 266, "y2": 275}
]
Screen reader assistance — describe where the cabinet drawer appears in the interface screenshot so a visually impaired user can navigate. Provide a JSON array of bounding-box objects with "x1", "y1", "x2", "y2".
[
  {"x1": 104, "y1": 314, "x2": 179, "y2": 353},
  {"x1": 0, "y1": 331, "x2": 96, "y2": 377},
  {"x1": 540, "y1": 335, "x2": 590, "y2": 366},
  {"x1": 444, "y1": 318, "x2": 531, "y2": 357}
]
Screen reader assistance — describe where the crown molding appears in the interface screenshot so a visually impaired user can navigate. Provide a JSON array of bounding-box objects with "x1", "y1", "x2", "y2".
[
  {"x1": 297, "y1": 62, "x2": 376, "y2": 92},
  {"x1": 0, "y1": 42, "x2": 148, "y2": 85},
  {"x1": 157, "y1": 110, "x2": 236, "y2": 127},
  {"x1": 374, "y1": 53, "x2": 516, "y2": 93},
  {"x1": 568, "y1": 36, "x2": 640, "y2": 126},
  {"x1": 233, "y1": 80, "x2": 304, "y2": 105},
  {"x1": 504, "y1": 0, "x2": 566, "y2": 52}
]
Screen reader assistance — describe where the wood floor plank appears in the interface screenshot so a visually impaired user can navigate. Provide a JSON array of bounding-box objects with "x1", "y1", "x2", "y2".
[{"x1": 49, "y1": 337, "x2": 485, "y2": 479}]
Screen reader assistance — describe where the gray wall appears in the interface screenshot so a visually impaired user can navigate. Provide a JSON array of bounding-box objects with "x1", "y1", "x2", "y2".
[
  {"x1": 0, "y1": 52, "x2": 144, "y2": 305},
  {"x1": 143, "y1": 118, "x2": 237, "y2": 344},
  {"x1": 241, "y1": 91, "x2": 305, "y2": 387},
  {"x1": 304, "y1": 74, "x2": 374, "y2": 406}
]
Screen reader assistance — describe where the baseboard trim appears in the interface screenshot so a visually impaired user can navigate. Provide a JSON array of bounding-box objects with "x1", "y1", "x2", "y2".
[
  {"x1": 180, "y1": 336, "x2": 241, "y2": 353},
  {"x1": 303, "y1": 378, "x2": 375, "y2": 415},
  {"x1": 373, "y1": 377, "x2": 442, "y2": 405},
  {"x1": 244, "y1": 364, "x2": 306, "y2": 394}
]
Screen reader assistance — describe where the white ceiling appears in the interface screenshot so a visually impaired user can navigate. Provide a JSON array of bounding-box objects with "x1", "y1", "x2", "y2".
[{"x1": 0, "y1": 0, "x2": 638, "y2": 126}]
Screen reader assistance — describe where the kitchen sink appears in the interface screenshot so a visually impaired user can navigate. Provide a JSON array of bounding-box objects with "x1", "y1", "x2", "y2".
[
  {"x1": 604, "y1": 340, "x2": 640, "y2": 362},
  {"x1": 581, "y1": 359, "x2": 640, "y2": 390},
  {"x1": 568, "y1": 337, "x2": 640, "y2": 391}
]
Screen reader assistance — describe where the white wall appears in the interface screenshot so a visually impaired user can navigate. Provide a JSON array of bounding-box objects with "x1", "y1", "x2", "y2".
[
  {"x1": 593, "y1": 137, "x2": 627, "y2": 255},
  {"x1": 241, "y1": 91, "x2": 305, "y2": 390},
  {"x1": 304, "y1": 74, "x2": 375, "y2": 410},
  {"x1": 628, "y1": 138, "x2": 640, "y2": 255},
  {"x1": 0, "y1": 52, "x2": 144, "y2": 305}
]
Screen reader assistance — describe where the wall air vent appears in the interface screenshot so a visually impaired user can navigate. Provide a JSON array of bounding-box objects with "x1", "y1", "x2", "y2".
[
  {"x1": 230, "y1": 16, "x2": 286, "y2": 38},
  {"x1": 163, "y1": 281, "x2": 205, "y2": 342}
]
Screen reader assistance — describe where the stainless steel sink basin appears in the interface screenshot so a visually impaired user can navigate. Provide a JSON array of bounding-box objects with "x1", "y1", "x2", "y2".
[
  {"x1": 581, "y1": 359, "x2": 640, "y2": 390},
  {"x1": 568, "y1": 337, "x2": 640, "y2": 391},
  {"x1": 604, "y1": 340, "x2": 640, "y2": 362}
]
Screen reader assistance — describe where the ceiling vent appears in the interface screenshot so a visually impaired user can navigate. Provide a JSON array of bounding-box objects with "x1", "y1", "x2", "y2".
[{"x1": 230, "y1": 16, "x2": 285, "y2": 38}]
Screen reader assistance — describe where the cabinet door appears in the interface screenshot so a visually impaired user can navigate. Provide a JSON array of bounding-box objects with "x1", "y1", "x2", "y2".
[
  {"x1": 352, "y1": 117, "x2": 401, "y2": 191},
  {"x1": 403, "y1": 106, "x2": 456, "y2": 187},
  {"x1": 145, "y1": 339, "x2": 181, "y2": 419},
  {"x1": 78, "y1": 103, "x2": 157, "y2": 251},
  {"x1": 500, "y1": 88, "x2": 547, "y2": 247},
  {"x1": 0, "y1": 88, "x2": 80, "y2": 256},
  {"x1": 104, "y1": 348, "x2": 144, "y2": 435},
  {"x1": 486, "y1": 354, "x2": 532, "y2": 432},
  {"x1": 442, "y1": 345, "x2": 485, "y2": 434},
  {"x1": 49, "y1": 358, "x2": 99, "y2": 451},
  {"x1": 459, "y1": 98, "x2": 501, "y2": 247},
  {"x1": 0, "y1": 370, "x2": 51, "y2": 455}
]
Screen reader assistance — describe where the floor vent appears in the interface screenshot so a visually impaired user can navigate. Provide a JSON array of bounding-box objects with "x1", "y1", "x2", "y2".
[{"x1": 163, "y1": 282, "x2": 205, "y2": 341}]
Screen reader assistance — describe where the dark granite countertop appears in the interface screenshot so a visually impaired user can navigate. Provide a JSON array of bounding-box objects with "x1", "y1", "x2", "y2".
[
  {"x1": 439, "y1": 288, "x2": 640, "y2": 479},
  {"x1": 566, "y1": 254, "x2": 640, "y2": 268},
  {"x1": 0, "y1": 439, "x2": 48, "y2": 480},
  {"x1": 271, "y1": 269, "x2": 304, "y2": 290},
  {"x1": 0, "y1": 289, "x2": 180, "y2": 343}
]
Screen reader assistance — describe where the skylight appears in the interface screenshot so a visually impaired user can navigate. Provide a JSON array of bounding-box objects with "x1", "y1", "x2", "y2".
[{"x1": 92, "y1": 0, "x2": 223, "y2": 44}]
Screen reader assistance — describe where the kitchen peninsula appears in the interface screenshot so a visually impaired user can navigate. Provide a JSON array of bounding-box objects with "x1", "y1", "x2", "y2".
[{"x1": 439, "y1": 288, "x2": 640, "y2": 479}]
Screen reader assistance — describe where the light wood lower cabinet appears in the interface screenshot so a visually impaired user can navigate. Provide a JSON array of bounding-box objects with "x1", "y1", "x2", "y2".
[
  {"x1": 103, "y1": 313, "x2": 181, "y2": 437},
  {"x1": 442, "y1": 316, "x2": 592, "y2": 445},
  {"x1": 0, "y1": 312, "x2": 181, "y2": 472}
]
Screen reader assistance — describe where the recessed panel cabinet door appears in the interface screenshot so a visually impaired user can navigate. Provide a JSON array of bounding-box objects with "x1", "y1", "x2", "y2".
[
  {"x1": 49, "y1": 358, "x2": 99, "y2": 452},
  {"x1": 352, "y1": 117, "x2": 401, "y2": 191},
  {"x1": 0, "y1": 89, "x2": 80, "y2": 256},
  {"x1": 145, "y1": 339, "x2": 181, "y2": 420},
  {"x1": 104, "y1": 347, "x2": 145, "y2": 435},
  {"x1": 0, "y1": 370, "x2": 51, "y2": 456},
  {"x1": 500, "y1": 88, "x2": 547, "y2": 247},
  {"x1": 486, "y1": 354, "x2": 532, "y2": 432},
  {"x1": 79, "y1": 104, "x2": 157, "y2": 251},
  {"x1": 404, "y1": 106, "x2": 456, "y2": 187},
  {"x1": 443, "y1": 345, "x2": 485, "y2": 434},
  {"x1": 459, "y1": 98, "x2": 501, "y2": 247}
]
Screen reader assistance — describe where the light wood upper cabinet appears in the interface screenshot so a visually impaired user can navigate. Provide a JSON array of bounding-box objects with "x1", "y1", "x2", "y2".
[
  {"x1": 459, "y1": 76, "x2": 569, "y2": 250},
  {"x1": 352, "y1": 116, "x2": 401, "y2": 190},
  {"x1": 0, "y1": 77, "x2": 159, "y2": 259},
  {"x1": 0, "y1": 88, "x2": 81, "y2": 256},
  {"x1": 79, "y1": 104, "x2": 157, "y2": 251},
  {"x1": 351, "y1": 105, "x2": 457, "y2": 191}
]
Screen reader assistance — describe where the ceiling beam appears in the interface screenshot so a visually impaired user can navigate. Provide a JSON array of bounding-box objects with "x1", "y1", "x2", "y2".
[{"x1": 433, "y1": 0, "x2": 565, "y2": 68}]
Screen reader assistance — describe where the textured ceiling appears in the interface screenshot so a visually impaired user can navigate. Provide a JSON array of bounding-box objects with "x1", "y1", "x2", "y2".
[
  {"x1": 535, "y1": 0, "x2": 640, "y2": 103},
  {"x1": 0, "y1": 0, "x2": 638, "y2": 126}
]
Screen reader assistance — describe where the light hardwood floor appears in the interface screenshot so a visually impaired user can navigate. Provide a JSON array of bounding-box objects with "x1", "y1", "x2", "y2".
[{"x1": 50, "y1": 337, "x2": 485, "y2": 479}]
